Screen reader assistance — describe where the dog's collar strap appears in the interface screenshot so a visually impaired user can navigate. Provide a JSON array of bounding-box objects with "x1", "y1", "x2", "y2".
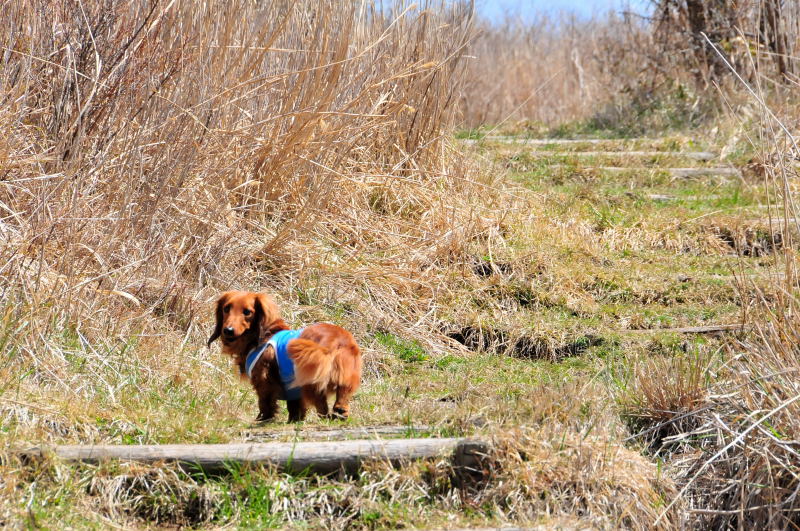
[
  {"x1": 245, "y1": 343, "x2": 269, "y2": 380},
  {"x1": 246, "y1": 329, "x2": 304, "y2": 401}
]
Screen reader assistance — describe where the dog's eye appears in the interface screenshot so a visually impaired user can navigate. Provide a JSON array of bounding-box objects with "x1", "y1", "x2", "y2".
[
  {"x1": 243, "y1": 309, "x2": 252, "y2": 316},
  {"x1": 223, "y1": 305, "x2": 231, "y2": 313}
]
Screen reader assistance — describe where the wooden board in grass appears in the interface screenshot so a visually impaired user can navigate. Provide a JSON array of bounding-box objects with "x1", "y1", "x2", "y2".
[
  {"x1": 597, "y1": 166, "x2": 742, "y2": 178},
  {"x1": 21, "y1": 438, "x2": 490, "y2": 475},
  {"x1": 756, "y1": 217, "x2": 800, "y2": 226},
  {"x1": 461, "y1": 137, "x2": 654, "y2": 145},
  {"x1": 627, "y1": 324, "x2": 750, "y2": 334},
  {"x1": 542, "y1": 164, "x2": 741, "y2": 178},
  {"x1": 522, "y1": 150, "x2": 718, "y2": 161},
  {"x1": 243, "y1": 424, "x2": 434, "y2": 441}
]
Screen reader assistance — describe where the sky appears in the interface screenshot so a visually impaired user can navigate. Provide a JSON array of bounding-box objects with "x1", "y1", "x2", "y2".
[{"x1": 476, "y1": 0, "x2": 651, "y2": 21}]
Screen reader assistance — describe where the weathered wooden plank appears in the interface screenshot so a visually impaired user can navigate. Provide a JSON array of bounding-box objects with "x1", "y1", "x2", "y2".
[
  {"x1": 628, "y1": 324, "x2": 749, "y2": 334},
  {"x1": 244, "y1": 424, "x2": 434, "y2": 441},
  {"x1": 701, "y1": 271, "x2": 787, "y2": 281},
  {"x1": 647, "y1": 193, "x2": 676, "y2": 201},
  {"x1": 461, "y1": 137, "x2": 651, "y2": 145},
  {"x1": 536, "y1": 164, "x2": 741, "y2": 178},
  {"x1": 519, "y1": 150, "x2": 718, "y2": 161},
  {"x1": 22, "y1": 438, "x2": 490, "y2": 475},
  {"x1": 596, "y1": 166, "x2": 741, "y2": 178},
  {"x1": 756, "y1": 217, "x2": 800, "y2": 225},
  {"x1": 646, "y1": 193, "x2": 724, "y2": 201}
]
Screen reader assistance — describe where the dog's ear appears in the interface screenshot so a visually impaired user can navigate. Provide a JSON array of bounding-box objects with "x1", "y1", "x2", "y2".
[
  {"x1": 207, "y1": 292, "x2": 231, "y2": 347},
  {"x1": 254, "y1": 293, "x2": 288, "y2": 338}
]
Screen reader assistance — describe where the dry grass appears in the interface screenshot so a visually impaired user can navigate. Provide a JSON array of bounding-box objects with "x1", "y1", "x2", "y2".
[
  {"x1": 0, "y1": 0, "x2": 498, "y2": 437},
  {"x1": 668, "y1": 92, "x2": 800, "y2": 529},
  {"x1": 479, "y1": 426, "x2": 679, "y2": 529},
  {"x1": 457, "y1": 1, "x2": 800, "y2": 134},
  {"x1": 618, "y1": 349, "x2": 715, "y2": 455},
  {"x1": 0, "y1": 0, "x2": 480, "y2": 323},
  {"x1": 3, "y1": 0, "x2": 800, "y2": 528},
  {"x1": 0, "y1": 400, "x2": 675, "y2": 529}
]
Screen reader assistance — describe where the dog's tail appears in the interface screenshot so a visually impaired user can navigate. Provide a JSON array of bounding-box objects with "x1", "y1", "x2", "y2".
[{"x1": 287, "y1": 339, "x2": 333, "y2": 393}]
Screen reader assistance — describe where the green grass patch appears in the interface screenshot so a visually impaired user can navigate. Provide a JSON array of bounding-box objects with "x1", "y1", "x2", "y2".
[
  {"x1": 375, "y1": 331, "x2": 429, "y2": 362},
  {"x1": 454, "y1": 128, "x2": 488, "y2": 140}
]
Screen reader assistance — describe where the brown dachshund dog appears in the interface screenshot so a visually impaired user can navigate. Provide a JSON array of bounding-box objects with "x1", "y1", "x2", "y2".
[{"x1": 208, "y1": 291, "x2": 361, "y2": 422}]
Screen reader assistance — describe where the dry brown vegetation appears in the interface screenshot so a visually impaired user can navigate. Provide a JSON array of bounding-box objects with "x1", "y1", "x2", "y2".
[
  {"x1": 460, "y1": 12, "x2": 653, "y2": 128},
  {"x1": 2, "y1": 0, "x2": 800, "y2": 529},
  {"x1": 0, "y1": 0, "x2": 479, "y2": 342}
]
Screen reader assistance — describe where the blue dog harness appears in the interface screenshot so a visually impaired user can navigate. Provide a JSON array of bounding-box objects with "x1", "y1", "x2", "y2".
[{"x1": 245, "y1": 329, "x2": 305, "y2": 401}]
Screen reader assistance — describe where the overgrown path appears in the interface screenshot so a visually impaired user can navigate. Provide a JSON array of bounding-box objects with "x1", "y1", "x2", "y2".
[
  {"x1": 320, "y1": 132, "x2": 775, "y2": 437},
  {"x1": 11, "y1": 133, "x2": 778, "y2": 529},
  {"x1": 442, "y1": 133, "x2": 764, "y2": 338}
]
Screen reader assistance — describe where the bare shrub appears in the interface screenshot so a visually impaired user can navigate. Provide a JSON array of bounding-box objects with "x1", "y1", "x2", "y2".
[{"x1": 651, "y1": 0, "x2": 800, "y2": 84}]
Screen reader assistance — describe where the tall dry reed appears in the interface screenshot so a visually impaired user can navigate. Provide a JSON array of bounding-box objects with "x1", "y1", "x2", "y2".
[{"x1": 0, "y1": 0, "x2": 489, "y2": 354}]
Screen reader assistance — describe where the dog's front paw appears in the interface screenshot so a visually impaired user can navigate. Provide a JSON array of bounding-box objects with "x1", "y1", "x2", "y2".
[{"x1": 255, "y1": 413, "x2": 275, "y2": 423}]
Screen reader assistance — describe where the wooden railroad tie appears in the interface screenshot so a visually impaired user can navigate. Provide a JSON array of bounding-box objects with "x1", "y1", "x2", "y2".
[{"x1": 591, "y1": 166, "x2": 741, "y2": 178}]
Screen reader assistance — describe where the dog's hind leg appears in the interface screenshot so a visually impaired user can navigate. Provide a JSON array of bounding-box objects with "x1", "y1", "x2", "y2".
[
  {"x1": 332, "y1": 385, "x2": 356, "y2": 419},
  {"x1": 302, "y1": 387, "x2": 329, "y2": 417},
  {"x1": 303, "y1": 387, "x2": 330, "y2": 418},
  {"x1": 287, "y1": 398, "x2": 307, "y2": 422}
]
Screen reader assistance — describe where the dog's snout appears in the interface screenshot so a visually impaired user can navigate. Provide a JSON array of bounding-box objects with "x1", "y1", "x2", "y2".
[{"x1": 223, "y1": 326, "x2": 235, "y2": 337}]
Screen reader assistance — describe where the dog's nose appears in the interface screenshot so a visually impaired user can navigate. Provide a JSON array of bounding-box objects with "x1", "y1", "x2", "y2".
[{"x1": 223, "y1": 327, "x2": 235, "y2": 337}]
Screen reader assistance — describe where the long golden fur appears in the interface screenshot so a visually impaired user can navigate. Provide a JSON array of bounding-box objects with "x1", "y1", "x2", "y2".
[{"x1": 208, "y1": 291, "x2": 361, "y2": 422}]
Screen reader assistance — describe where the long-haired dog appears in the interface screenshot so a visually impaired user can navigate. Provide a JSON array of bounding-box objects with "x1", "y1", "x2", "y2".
[{"x1": 208, "y1": 291, "x2": 361, "y2": 422}]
